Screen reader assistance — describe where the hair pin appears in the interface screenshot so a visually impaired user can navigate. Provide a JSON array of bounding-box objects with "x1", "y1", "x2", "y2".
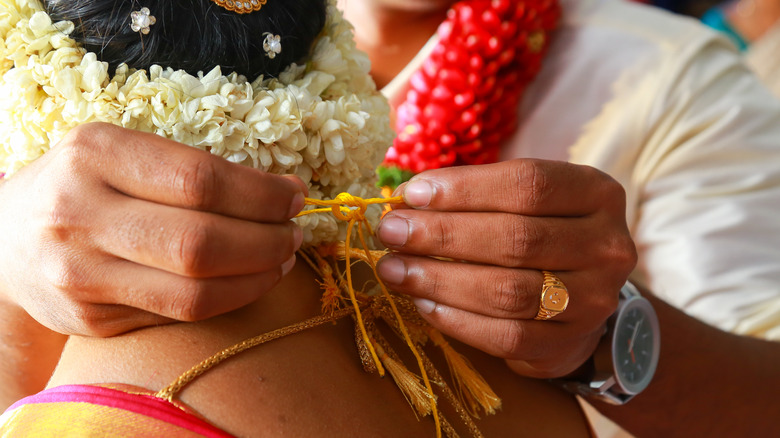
[
  {"x1": 130, "y1": 7, "x2": 156, "y2": 35},
  {"x1": 263, "y1": 32, "x2": 281, "y2": 59}
]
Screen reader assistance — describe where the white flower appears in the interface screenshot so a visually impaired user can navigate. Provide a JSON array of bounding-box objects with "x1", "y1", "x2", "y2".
[{"x1": 0, "y1": 0, "x2": 393, "y2": 244}]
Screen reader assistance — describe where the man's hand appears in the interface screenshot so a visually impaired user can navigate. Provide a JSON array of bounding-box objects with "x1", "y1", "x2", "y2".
[
  {"x1": 376, "y1": 159, "x2": 636, "y2": 378},
  {"x1": 0, "y1": 123, "x2": 306, "y2": 337}
]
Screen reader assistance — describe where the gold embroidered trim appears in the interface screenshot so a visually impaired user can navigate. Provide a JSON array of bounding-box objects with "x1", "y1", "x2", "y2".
[{"x1": 210, "y1": 0, "x2": 267, "y2": 14}]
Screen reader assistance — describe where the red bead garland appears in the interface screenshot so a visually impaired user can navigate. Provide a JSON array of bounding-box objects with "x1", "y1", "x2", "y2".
[{"x1": 383, "y1": 0, "x2": 561, "y2": 174}]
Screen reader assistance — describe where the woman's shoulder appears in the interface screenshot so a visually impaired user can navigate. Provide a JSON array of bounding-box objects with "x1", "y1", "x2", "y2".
[{"x1": 46, "y1": 262, "x2": 594, "y2": 437}]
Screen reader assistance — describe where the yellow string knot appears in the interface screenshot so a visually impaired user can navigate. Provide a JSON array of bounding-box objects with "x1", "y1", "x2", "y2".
[
  {"x1": 331, "y1": 192, "x2": 367, "y2": 221},
  {"x1": 296, "y1": 193, "x2": 403, "y2": 222}
]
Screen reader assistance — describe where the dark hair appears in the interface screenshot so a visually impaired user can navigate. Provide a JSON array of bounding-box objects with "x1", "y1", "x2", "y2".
[{"x1": 44, "y1": 0, "x2": 327, "y2": 78}]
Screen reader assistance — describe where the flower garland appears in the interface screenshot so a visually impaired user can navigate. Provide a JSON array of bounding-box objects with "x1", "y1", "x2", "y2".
[
  {"x1": 0, "y1": 0, "x2": 394, "y2": 245},
  {"x1": 380, "y1": 0, "x2": 561, "y2": 182}
]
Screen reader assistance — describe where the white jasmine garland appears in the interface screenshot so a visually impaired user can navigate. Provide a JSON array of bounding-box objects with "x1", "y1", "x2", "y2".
[{"x1": 0, "y1": 0, "x2": 393, "y2": 245}]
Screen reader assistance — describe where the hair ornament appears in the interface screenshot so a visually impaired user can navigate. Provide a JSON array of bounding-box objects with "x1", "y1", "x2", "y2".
[
  {"x1": 130, "y1": 7, "x2": 156, "y2": 34},
  {"x1": 262, "y1": 32, "x2": 281, "y2": 59},
  {"x1": 210, "y1": 0, "x2": 267, "y2": 14}
]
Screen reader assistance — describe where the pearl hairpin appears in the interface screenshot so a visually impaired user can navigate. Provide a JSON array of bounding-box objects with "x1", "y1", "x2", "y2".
[
  {"x1": 130, "y1": 7, "x2": 156, "y2": 35},
  {"x1": 263, "y1": 33, "x2": 281, "y2": 59}
]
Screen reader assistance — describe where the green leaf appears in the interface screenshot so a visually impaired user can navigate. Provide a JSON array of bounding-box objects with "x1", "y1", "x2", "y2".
[{"x1": 376, "y1": 165, "x2": 415, "y2": 190}]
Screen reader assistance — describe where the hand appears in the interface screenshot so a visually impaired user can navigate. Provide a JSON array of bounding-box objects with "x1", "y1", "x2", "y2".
[
  {"x1": 375, "y1": 159, "x2": 637, "y2": 378},
  {"x1": 0, "y1": 123, "x2": 306, "y2": 337}
]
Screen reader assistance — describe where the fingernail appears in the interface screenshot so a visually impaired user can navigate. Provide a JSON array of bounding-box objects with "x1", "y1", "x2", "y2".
[
  {"x1": 281, "y1": 254, "x2": 296, "y2": 276},
  {"x1": 404, "y1": 179, "x2": 433, "y2": 208},
  {"x1": 414, "y1": 298, "x2": 437, "y2": 314},
  {"x1": 377, "y1": 256, "x2": 406, "y2": 286},
  {"x1": 377, "y1": 216, "x2": 409, "y2": 247},
  {"x1": 288, "y1": 192, "x2": 305, "y2": 218},
  {"x1": 292, "y1": 226, "x2": 303, "y2": 250}
]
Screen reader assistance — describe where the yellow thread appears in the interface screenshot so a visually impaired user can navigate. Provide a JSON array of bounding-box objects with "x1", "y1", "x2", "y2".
[
  {"x1": 310, "y1": 250, "x2": 345, "y2": 315},
  {"x1": 411, "y1": 339, "x2": 485, "y2": 438},
  {"x1": 343, "y1": 215, "x2": 385, "y2": 377},
  {"x1": 327, "y1": 241, "x2": 388, "y2": 266},
  {"x1": 294, "y1": 195, "x2": 402, "y2": 377},
  {"x1": 155, "y1": 193, "x2": 489, "y2": 437},
  {"x1": 428, "y1": 329, "x2": 501, "y2": 417},
  {"x1": 356, "y1": 222, "x2": 442, "y2": 436},
  {"x1": 299, "y1": 193, "x2": 442, "y2": 437},
  {"x1": 375, "y1": 342, "x2": 436, "y2": 418},
  {"x1": 298, "y1": 195, "x2": 403, "y2": 219}
]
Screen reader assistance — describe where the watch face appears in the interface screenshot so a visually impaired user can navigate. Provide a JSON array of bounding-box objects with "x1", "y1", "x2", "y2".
[{"x1": 612, "y1": 297, "x2": 660, "y2": 395}]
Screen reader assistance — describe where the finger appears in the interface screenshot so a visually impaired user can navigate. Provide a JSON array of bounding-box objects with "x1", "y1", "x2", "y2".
[
  {"x1": 377, "y1": 210, "x2": 624, "y2": 270},
  {"x1": 400, "y1": 159, "x2": 625, "y2": 216},
  {"x1": 413, "y1": 301, "x2": 558, "y2": 360},
  {"x1": 505, "y1": 331, "x2": 604, "y2": 379},
  {"x1": 62, "y1": 123, "x2": 307, "y2": 223},
  {"x1": 51, "y1": 303, "x2": 177, "y2": 337},
  {"x1": 378, "y1": 254, "x2": 542, "y2": 320},
  {"x1": 97, "y1": 193, "x2": 302, "y2": 277},
  {"x1": 412, "y1": 301, "x2": 598, "y2": 377},
  {"x1": 379, "y1": 254, "x2": 618, "y2": 328},
  {"x1": 88, "y1": 258, "x2": 292, "y2": 322}
]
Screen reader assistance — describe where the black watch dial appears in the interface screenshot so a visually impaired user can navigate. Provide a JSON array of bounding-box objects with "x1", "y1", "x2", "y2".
[{"x1": 612, "y1": 297, "x2": 660, "y2": 395}]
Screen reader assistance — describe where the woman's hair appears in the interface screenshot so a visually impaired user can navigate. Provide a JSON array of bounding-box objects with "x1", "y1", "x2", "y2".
[{"x1": 43, "y1": 0, "x2": 327, "y2": 78}]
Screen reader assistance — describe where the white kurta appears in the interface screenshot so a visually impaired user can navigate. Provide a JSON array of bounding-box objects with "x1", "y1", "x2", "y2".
[
  {"x1": 746, "y1": 21, "x2": 780, "y2": 98},
  {"x1": 385, "y1": 0, "x2": 780, "y2": 340}
]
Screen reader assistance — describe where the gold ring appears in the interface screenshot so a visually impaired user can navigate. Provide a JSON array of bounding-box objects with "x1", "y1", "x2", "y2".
[{"x1": 534, "y1": 271, "x2": 569, "y2": 320}]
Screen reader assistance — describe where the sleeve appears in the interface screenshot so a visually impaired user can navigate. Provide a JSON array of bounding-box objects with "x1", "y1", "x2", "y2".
[{"x1": 628, "y1": 36, "x2": 780, "y2": 340}]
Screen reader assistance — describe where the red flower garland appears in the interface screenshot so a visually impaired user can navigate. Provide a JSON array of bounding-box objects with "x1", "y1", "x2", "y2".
[{"x1": 383, "y1": 0, "x2": 561, "y2": 175}]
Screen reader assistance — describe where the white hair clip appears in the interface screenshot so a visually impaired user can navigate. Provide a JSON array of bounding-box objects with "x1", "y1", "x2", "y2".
[
  {"x1": 263, "y1": 32, "x2": 281, "y2": 59},
  {"x1": 130, "y1": 7, "x2": 156, "y2": 35}
]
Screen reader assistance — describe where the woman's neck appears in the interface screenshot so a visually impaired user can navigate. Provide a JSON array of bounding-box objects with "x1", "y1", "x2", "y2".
[
  {"x1": 339, "y1": 0, "x2": 450, "y2": 88},
  {"x1": 726, "y1": 0, "x2": 780, "y2": 42}
]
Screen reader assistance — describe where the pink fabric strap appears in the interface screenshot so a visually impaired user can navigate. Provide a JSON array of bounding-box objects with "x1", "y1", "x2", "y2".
[{"x1": 5, "y1": 384, "x2": 233, "y2": 437}]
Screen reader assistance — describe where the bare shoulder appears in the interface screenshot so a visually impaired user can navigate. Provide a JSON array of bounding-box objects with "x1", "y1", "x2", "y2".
[{"x1": 50, "y1": 262, "x2": 591, "y2": 437}]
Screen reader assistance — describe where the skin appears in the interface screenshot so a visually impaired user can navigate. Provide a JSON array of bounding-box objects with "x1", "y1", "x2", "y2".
[
  {"x1": 0, "y1": 121, "x2": 306, "y2": 404},
  {"x1": 0, "y1": 122, "x2": 306, "y2": 338},
  {"x1": 340, "y1": 0, "x2": 450, "y2": 88},
  {"x1": 375, "y1": 162, "x2": 636, "y2": 378},
  {"x1": 2, "y1": 0, "x2": 779, "y2": 436},
  {"x1": 0, "y1": 306, "x2": 65, "y2": 409},
  {"x1": 725, "y1": 0, "x2": 780, "y2": 42},
  {"x1": 344, "y1": 0, "x2": 636, "y2": 380},
  {"x1": 0, "y1": 121, "x2": 308, "y2": 408},
  {"x1": 377, "y1": 175, "x2": 780, "y2": 438},
  {"x1": 345, "y1": 0, "x2": 780, "y2": 436},
  {"x1": 48, "y1": 262, "x2": 593, "y2": 437},
  {"x1": 596, "y1": 291, "x2": 780, "y2": 437}
]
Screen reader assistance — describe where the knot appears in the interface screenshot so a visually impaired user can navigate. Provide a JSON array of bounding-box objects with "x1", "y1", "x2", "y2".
[
  {"x1": 331, "y1": 192, "x2": 368, "y2": 222},
  {"x1": 297, "y1": 193, "x2": 403, "y2": 221}
]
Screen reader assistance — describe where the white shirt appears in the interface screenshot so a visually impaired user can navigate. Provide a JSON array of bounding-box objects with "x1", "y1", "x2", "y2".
[{"x1": 385, "y1": 0, "x2": 780, "y2": 340}]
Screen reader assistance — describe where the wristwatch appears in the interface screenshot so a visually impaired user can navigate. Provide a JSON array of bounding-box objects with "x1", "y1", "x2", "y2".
[{"x1": 563, "y1": 282, "x2": 660, "y2": 405}]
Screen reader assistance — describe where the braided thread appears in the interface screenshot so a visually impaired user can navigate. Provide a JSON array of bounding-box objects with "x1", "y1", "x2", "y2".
[{"x1": 155, "y1": 307, "x2": 354, "y2": 401}]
